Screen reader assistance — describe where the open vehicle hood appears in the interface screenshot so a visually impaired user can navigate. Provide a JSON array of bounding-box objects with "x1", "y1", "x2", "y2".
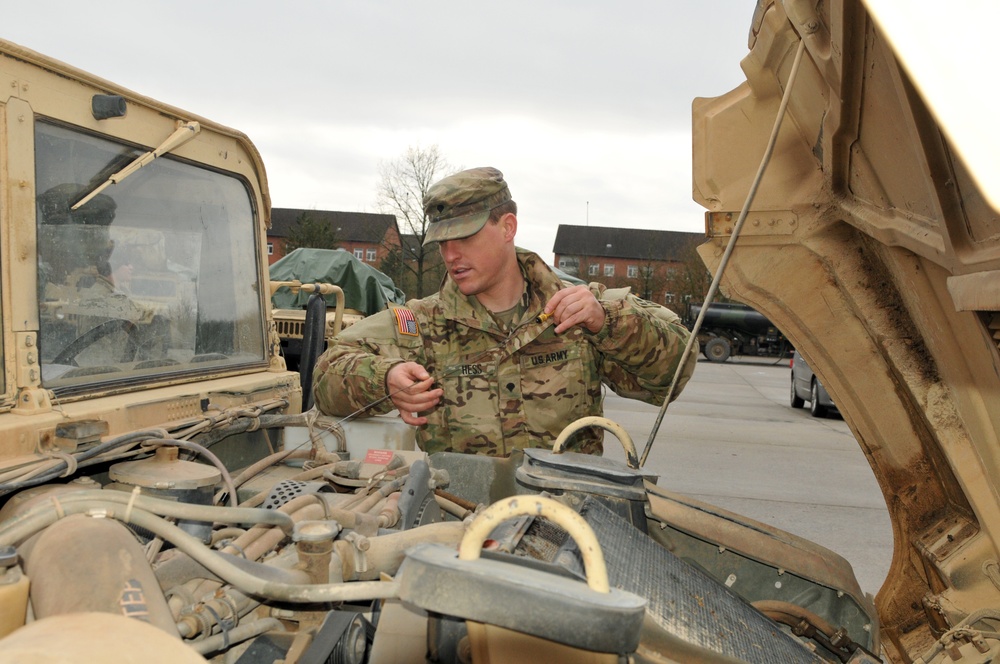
[{"x1": 693, "y1": 0, "x2": 1000, "y2": 660}]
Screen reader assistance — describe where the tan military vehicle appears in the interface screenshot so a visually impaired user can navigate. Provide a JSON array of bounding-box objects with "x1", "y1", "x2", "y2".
[
  {"x1": 269, "y1": 247, "x2": 405, "y2": 373},
  {"x1": 0, "y1": 0, "x2": 993, "y2": 659},
  {"x1": 693, "y1": 1, "x2": 1000, "y2": 662}
]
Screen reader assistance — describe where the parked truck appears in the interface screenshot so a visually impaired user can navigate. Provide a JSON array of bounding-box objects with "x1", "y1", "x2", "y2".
[
  {"x1": 269, "y1": 247, "x2": 406, "y2": 372},
  {"x1": 687, "y1": 301, "x2": 790, "y2": 362}
]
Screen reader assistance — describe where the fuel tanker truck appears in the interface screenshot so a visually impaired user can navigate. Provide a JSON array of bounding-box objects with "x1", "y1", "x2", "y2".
[{"x1": 687, "y1": 302, "x2": 790, "y2": 362}]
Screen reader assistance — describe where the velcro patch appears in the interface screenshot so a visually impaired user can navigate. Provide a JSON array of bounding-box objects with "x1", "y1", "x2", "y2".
[
  {"x1": 523, "y1": 349, "x2": 570, "y2": 367},
  {"x1": 393, "y1": 308, "x2": 418, "y2": 336}
]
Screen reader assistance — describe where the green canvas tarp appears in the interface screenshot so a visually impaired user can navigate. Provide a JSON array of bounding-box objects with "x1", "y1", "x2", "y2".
[{"x1": 269, "y1": 248, "x2": 406, "y2": 315}]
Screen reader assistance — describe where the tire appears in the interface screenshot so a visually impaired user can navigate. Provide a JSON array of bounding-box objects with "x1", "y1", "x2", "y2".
[
  {"x1": 809, "y1": 380, "x2": 829, "y2": 418},
  {"x1": 704, "y1": 337, "x2": 731, "y2": 363},
  {"x1": 790, "y1": 375, "x2": 805, "y2": 408}
]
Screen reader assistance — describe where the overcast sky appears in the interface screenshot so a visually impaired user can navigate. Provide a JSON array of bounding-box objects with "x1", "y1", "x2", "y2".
[{"x1": 5, "y1": 1, "x2": 755, "y2": 262}]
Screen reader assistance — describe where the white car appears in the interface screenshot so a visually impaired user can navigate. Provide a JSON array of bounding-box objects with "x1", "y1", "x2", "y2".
[{"x1": 790, "y1": 350, "x2": 837, "y2": 418}]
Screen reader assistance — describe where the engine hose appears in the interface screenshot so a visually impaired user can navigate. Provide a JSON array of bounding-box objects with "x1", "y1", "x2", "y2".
[
  {"x1": 435, "y1": 494, "x2": 472, "y2": 520},
  {"x1": 139, "y1": 510, "x2": 401, "y2": 603},
  {"x1": 378, "y1": 493, "x2": 402, "y2": 528},
  {"x1": 222, "y1": 492, "x2": 333, "y2": 545},
  {"x1": 333, "y1": 521, "x2": 466, "y2": 582},
  {"x1": 221, "y1": 502, "x2": 326, "y2": 563},
  {"x1": 351, "y1": 476, "x2": 409, "y2": 514},
  {"x1": 752, "y1": 600, "x2": 840, "y2": 639},
  {"x1": 14, "y1": 499, "x2": 399, "y2": 603},
  {"x1": 190, "y1": 617, "x2": 285, "y2": 656},
  {"x1": 0, "y1": 491, "x2": 295, "y2": 546},
  {"x1": 753, "y1": 600, "x2": 855, "y2": 662},
  {"x1": 0, "y1": 405, "x2": 295, "y2": 496},
  {"x1": 219, "y1": 495, "x2": 381, "y2": 569},
  {"x1": 218, "y1": 448, "x2": 312, "y2": 501},
  {"x1": 913, "y1": 608, "x2": 1000, "y2": 664},
  {"x1": 0, "y1": 458, "x2": 62, "y2": 484},
  {"x1": 237, "y1": 462, "x2": 341, "y2": 509},
  {"x1": 210, "y1": 527, "x2": 248, "y2": 546},
  {"x1": 0, "y1": 428, "x2": 170, "y2": 495},
  {"x1": 181, "y1": 409, "x2": 291, "y2": 447}
]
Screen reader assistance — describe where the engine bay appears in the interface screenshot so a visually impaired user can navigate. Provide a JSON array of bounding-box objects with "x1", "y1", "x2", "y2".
[{"x1": 0, "y1": 407, "x2": 881, "y2": 663}]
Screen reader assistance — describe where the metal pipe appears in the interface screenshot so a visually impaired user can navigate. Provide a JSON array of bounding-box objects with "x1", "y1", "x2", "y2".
[
  {"x1": 0, "y1": 491, "x2": 294, "y2": 547},
  {"x1": 50, "y1": 502, "x2": 399, "y2": 603},
  {"x1": 190, "y1": 617, "x2": 285, "y2": 656},
  {"x1": 640, "y1": 38, "x2": 809, "y2": 468}
]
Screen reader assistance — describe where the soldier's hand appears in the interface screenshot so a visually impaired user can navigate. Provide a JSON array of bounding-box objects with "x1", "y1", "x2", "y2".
[
  {"x1": 544, "y1": 286, "x2": 607, "y2": 334},
  {"x1": 386, "y1": 362, "x2": 442, "y2": 426}
]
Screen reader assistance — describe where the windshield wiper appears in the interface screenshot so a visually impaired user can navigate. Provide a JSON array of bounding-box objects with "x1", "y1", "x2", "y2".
[{"x1": 71, "y1": 121, "x2": 201, "y2": 210}]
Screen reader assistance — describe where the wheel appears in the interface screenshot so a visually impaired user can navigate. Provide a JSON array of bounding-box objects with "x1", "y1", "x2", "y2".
[
  {"x1": 809, "y1": 380, "x2": 829, "y2": 418},
  {"x1": 52, "y1": 319, "x2": 141, "y2": 366},
  {"x1": 790, "y1": 375, "x2": 805, "y2": 408},
  {"x1": 704, "y1": 337, "x2": 731, "y2": 363}
]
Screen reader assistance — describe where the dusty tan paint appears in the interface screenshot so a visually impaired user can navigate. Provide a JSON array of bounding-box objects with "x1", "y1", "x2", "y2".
[
  {"x1": 0, "y1": 38, "x2": 301, "y2": 656},
  {"x1": 693, "y1": 1, "x2": 1000, "y2": 660}
]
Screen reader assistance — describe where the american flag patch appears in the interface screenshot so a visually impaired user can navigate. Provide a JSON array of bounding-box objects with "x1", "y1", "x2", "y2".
[{"x1": 393, "y1": 308, "x2": 418, "y2": 336}]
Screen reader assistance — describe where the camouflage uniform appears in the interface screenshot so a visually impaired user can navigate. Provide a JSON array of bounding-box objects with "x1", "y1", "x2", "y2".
[{"x1": 313, "y1": 247, "x2": 696, "y2": 456}]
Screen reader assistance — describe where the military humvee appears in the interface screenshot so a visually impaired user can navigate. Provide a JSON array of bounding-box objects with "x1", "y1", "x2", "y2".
[
  {"x1": 0, "y1": 0, "x2": 993, "y2": 659},
  {"x1": 269, "y1": 247, "x2": 405, "y2": 372}
]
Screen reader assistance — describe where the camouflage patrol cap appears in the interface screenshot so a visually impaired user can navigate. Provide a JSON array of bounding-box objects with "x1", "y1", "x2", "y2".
[{"x1": 423, "y1": 167, "x2": 512, "y2": 245}]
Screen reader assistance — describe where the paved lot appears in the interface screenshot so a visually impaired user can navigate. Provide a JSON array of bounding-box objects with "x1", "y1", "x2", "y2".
[{"x1": 601, "y1": 356, "x2": 893, "y2": 596}]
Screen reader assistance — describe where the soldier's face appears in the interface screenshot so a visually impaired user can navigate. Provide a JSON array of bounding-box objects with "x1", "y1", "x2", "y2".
[{"x1": 439, "y1": 213, "x2": 518, "y2": 301}]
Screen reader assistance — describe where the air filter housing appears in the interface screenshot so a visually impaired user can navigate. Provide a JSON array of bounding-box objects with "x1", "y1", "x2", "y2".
[{"x1": 108, "y1": 446, "x2": 220, "y2": 543}]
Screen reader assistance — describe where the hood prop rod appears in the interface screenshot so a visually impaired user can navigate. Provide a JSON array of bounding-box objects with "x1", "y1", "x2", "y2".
[{"x1": 640, "y1": 38, "x2": 808, "y2": 468}]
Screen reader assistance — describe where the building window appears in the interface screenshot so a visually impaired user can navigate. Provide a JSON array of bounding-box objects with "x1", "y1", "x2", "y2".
[
  {"x1": 588, "y1": 264, "x2": 599, "y2": 276},
  {"x1": 627, "y1": 265, "x2": 638, "y2": 278},
  {"x1": 267, "y1": 242, "x2": 273, "y2": 256},
  {"x1": 557, "y1": 257, "x2": 579, "y2": 276},
  {"x1": 665, "y1": 293, "x2": 675, "y2": 304},
  {"x1": 366, "y1": 249, "x2": 377, "y2": 262},
  {"x1": 353, "y1": 248, "x2": 364, "y2": 260},
  {"x1": 604, "y1": 264, "x2": 615, "y2": 277}
]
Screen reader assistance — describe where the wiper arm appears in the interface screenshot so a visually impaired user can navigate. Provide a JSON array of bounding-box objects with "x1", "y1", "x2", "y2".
[{"x1": 71, "y1": 121, "x2": 201, "y2": 210}]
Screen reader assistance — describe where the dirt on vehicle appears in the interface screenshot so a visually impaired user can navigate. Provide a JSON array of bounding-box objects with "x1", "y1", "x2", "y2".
[{"x1": 693, "y1": 1, "x2": 1000, "y2": 662}]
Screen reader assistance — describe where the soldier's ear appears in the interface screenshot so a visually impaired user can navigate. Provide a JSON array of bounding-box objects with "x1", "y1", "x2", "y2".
[{"x1": 500, "y1": 213, "x2": 517, "y2": 242}]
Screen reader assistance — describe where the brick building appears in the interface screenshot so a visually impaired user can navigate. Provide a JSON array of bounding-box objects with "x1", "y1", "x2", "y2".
[
  {"x1": 267, "y1": 208, "x2": 401, "y2": 266},
  {"x1": 552, "y1": 225, "x2": 706, "y2": 306}
]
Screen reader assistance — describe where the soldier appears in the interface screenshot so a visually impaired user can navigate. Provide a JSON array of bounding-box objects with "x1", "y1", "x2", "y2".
[{"x1": 313, "y1": 167, "x2": 696, "y2": 456}]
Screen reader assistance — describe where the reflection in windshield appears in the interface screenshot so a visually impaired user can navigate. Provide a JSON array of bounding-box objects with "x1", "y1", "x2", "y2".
[{"x1": 35, "y1": 121, "x2": 265, "y2": 390}]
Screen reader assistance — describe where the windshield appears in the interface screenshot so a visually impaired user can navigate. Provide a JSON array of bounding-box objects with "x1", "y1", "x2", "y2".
[{"x1": 35, "y1": 121, "x2": 265, "y2": 391}]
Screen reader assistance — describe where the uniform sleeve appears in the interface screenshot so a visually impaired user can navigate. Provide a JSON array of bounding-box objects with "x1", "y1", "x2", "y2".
[
  {"x1": 312, "y1": 308, "x2": 423, "y2": 418},
  {"x1": 585, "y1": 286, "x2": 697, "y2": 405}
]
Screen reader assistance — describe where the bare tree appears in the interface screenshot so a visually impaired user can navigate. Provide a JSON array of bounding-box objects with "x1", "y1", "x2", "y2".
[
  {"x1": 665, "y1": 236, "x2": 714, "y2": 312},
  {"x1": 636, "y1": 261, "x2": 667, "y2": 301},
  {"x1": 376, "y1": 145, "x2": 455, "y2": 298}
]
